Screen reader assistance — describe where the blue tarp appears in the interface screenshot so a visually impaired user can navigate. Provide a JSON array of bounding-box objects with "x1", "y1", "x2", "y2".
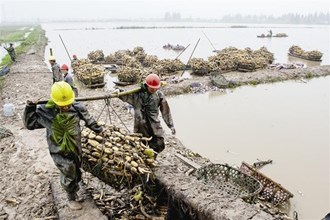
[{"x1": 0, "y1": 66, "x2": 10, "y2": 77}]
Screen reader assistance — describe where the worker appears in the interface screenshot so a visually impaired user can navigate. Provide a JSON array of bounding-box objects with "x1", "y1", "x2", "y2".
[
  {"x1": 269, "y1": 29, "x2": 273, "y2": 37},
  {"x1": 118, "y1": 73, "x2": 175, "y2": 153},
  {"x1": 2, "y1": 43, "x2": 16, "y2": 62},
  {"x1": 23, "y1": 81, "x2": 102, "y2": 210},
  {"x1": 61, "y1": 64, "x2": 78, "y2": 97},
  {"x1": 49, "y1": 56, "x2": 63, "y2": 83},
  {"x1": 71, "y1": 54, "x2": 78, "y2": 74}
]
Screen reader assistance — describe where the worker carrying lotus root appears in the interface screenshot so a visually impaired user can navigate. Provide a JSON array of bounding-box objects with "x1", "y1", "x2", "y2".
[
  {"x1": 118, "y1": 73, "x2": 176, "y2": 153},
  {"x1": 23, "y1": 81, "x2": 102, "y2": 210}
]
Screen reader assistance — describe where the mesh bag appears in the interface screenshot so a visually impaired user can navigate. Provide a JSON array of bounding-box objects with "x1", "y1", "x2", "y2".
[
  {"x1": 195, "y1": 163, "x2": 262, "y2": 199},
  {"x1": 240, "y1": 162, "x2": 293, "y2": 205}
]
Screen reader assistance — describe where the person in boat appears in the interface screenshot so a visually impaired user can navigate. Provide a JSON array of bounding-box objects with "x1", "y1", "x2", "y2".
[{"x1": 269, "y1": 29, "x2": 273, "y2": 37}]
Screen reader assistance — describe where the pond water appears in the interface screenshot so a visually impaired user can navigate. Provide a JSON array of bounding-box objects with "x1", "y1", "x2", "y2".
[
  {"x1": 41, "y1": 22, "x2": 329, "y2": 69},
  {"x1": 163, "y1": 76, "x2": 329, "y2": 219},
  {"x1": 41, "y1": 22, "x2": 330, "y2": 219}
]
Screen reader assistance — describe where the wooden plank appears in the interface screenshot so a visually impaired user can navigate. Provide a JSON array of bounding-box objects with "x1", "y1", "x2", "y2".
[{"x1": 175, "y1": 153, "x2": 201, "y2": 170}]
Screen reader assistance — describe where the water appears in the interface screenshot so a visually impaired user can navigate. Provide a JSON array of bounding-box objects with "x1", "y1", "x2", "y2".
[
  {"x1": 41, "y1": 22, "x2": 329, "y2": 69},
  {"x1": 164, "y1": 76, "x2": 330, "y2": 219},
  {"x1": 41, "y1": 22, "x2": 330, "y2": 219}
]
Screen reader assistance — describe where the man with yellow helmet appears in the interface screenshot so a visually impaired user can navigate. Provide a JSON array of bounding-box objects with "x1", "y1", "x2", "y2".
[
  {"x1": 49, "y1": 56, "x2": 63, "y2": 83},
  {"x1": 23, "y1": 82, "x2": 102, "y2": 210}
]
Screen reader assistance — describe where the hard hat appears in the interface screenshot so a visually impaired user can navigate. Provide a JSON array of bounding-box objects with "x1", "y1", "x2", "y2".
[
  {"x1": 49, "y1": 56, "x2": 56, "y2": 61},
  {"x1": 73, "y1": 54, "x2": 77, "y2": 59},
  {"x1": 61, "y1": 64, "x2": 69, "y2": 70},
  {"x1": 51, "y1": 81, "x2": 75, "y2": 106},
  {"x1": 145, "y1": 73, "x2": 160, "y2": 89}
]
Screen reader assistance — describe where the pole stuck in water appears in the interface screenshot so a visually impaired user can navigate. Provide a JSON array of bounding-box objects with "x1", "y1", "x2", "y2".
[
  {"x1": 181, "y1": 38, "x2": 200, "y2": 76},
  {"x1": 59, "y1": 34, "x2": 72, "y2": 62}
]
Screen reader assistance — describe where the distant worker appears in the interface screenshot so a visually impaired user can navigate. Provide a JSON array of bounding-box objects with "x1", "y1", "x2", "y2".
[
  {"x1": 269, "y1": 29, "x2": 273, "y2": 37},
  {"x1": 118, "y1": 73, "x2": 175, "y2": 153},
  {"x1": 49, "y1": 56, "x2": 63, "y2": 83},
  {"x1": 2, "y1": 43, "x2": 16, "y2": 62},
  {"x1": 71, "y1": 54, "x2": 78, "y2": 74},
  {"x1": 61, "y1": 64, "x2": 78, "y2": 97},
  {"x1": 23, "y1": 81, "x2": 103, "y2": 210}
]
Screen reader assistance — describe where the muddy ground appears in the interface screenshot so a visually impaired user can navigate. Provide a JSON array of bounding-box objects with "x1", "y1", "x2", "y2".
[{"x1": 0, "y1": 32, "x2": 329, "y2": 220}]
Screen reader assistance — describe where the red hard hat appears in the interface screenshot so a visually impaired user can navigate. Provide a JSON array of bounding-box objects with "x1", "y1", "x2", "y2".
[
  {"x1": 61, "y1": 64, "x2": 69, "y2": 70},
  {"x1": 73, "y1": 54, "x2": 77, "y2": 58},
  {"x1": 145, "y1": 73, "x2": 160, "y2": 89}
]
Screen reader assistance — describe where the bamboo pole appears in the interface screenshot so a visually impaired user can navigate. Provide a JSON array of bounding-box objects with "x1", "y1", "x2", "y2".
[
  {"x1": 59, "y1": 34, "x2": 72, "y2": 62},
  {"x1": 174, "y1": 44, "x2": 190, "y2": 60},
  {"x1": 202, "y1": 31, "x2": 217, "y2": 51},
  {"x1": 181, "y1": 38, "x2": 200, "y2": 77},
  {"x1": 34, "y1": 87, "x2": 142, "y2": 105}
]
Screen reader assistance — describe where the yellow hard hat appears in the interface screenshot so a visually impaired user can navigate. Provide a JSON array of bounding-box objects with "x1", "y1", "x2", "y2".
[
  {"x1": 49, "y1": 56, "x2": 56, "y2": 61},
  {"x1": 51, "y1": 81, "x2": 75, "y2": 106}
]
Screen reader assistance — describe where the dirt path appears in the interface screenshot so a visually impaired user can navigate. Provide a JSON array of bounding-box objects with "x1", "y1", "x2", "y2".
[{"x1": 0, "y1": 32, "x2": 107, "y2": 220}]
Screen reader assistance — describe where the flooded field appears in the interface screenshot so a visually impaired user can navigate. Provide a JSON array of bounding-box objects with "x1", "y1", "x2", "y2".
[
  {"x1": 42, "y1": 22, "x2": 329, "y2": 69},
  {"x1": 41, "y1": 22, "x2": 330, "y2": 219}
]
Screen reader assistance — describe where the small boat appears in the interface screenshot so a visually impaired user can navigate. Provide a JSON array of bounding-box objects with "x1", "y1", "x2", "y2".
[
  {"x1": 113, "y1": 81, "x2": 134, "y2": 86},
  {"x1": 257, "y1": 33, "x2": 288, "y2": 38},
  {"x1": 288, "y1": 53, "x2": 322, "y2": 62},
  {"x1": 172, "y1": 44, "x2": 185, "y2": 51},
  {"x1": 103, "y1": 64, "x2": 118, "y2": 73},
  {"x1": 163, "y1": 44, "x2": 173, "y2": 49}
]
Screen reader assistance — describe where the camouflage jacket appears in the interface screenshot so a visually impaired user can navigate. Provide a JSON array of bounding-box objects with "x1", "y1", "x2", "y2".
[
  {"x1": 23, "y1": 102, "x2": 102, "y2": 155},
  {"x1": 119, "y1": 84, "x2": 174, "y2": 138}
]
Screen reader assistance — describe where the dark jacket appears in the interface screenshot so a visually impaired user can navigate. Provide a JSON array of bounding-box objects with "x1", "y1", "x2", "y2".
[
  {"x1": 23, "y1": 102, "x2": 102, "y2": 155},
  {"x1": 119, "y1": 84, "x2": 174, "y2": 138}
]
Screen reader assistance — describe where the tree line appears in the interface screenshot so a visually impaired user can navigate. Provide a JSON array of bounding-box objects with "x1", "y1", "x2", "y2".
[{"x1": 163, "y1": 12, "x2": 330, "y2": 25}]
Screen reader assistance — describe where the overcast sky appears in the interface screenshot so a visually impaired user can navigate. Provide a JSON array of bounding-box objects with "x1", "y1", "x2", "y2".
[{"x1": 1, "y1": 0, "x2": 329, "y2": 22}]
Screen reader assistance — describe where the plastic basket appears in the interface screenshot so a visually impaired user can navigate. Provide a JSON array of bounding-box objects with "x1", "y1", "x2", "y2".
[{"x1": 240, "y1": 162, "x2": 293, "y2": 205}]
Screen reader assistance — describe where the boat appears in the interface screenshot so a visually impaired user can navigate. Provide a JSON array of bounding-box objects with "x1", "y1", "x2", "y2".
[
  {"x1": 172, "y1": 44, "x2": 185, "y2": 51},
  {"x1": 103, "y1": 64, "x2": 119, "y2": 73},
  {"x1": 288, "y1": 53, "x2": 322, "y2": 62},
  {"x1": 113, "y1": 81, "x2": 134, "y2": 86},
  {"x1": 257, "y1": 33, "x2": 288, "y2": 38},
  {"x1": 163, "y1": 44, "x2": 173, "y2": 49}
]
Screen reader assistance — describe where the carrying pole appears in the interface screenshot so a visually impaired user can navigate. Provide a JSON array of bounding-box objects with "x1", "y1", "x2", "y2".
[
  {"x1": 50, "y1": 48, "x2": 53, "y2": 56},
  {"x1": 59, "y1": 34, "x2": 72, "y2": 62},
  {"x1": 174, "y1": 44, "x2": 190, "y2": 60},
  {"x1": 34, "y1": 87, "x2": 142, "y2": 105},
  {"x1": 31, "y1": 80, "x2": 169, "y2": 105},
  {"x1": 181, "y1": 38, "x2": 200, "y2": 77}
]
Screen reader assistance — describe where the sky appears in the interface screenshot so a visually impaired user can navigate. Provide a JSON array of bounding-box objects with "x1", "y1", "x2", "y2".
[{"x1": 0, "y1": 0, "x2": 329, "y2": 22}]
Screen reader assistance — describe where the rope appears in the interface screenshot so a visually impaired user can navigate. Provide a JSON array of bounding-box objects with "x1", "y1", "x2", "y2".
[
  {"x1": 94, "y1": 98, "x2": 130, "y2": 132},
  {"x1": 108, "y1": 101, "x2": 130, "y2": 132}
]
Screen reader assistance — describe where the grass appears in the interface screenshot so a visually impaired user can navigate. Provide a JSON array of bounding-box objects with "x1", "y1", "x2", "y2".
[
  {"x1": 0, "y1": 25, "x2": 44, "y2": 93},
  {"x1": 0, "y1": 26, "x2": 28, "y2": 44},
  {"x1": 1, "y1": 25, "x2": 43, "y2": 66}
]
